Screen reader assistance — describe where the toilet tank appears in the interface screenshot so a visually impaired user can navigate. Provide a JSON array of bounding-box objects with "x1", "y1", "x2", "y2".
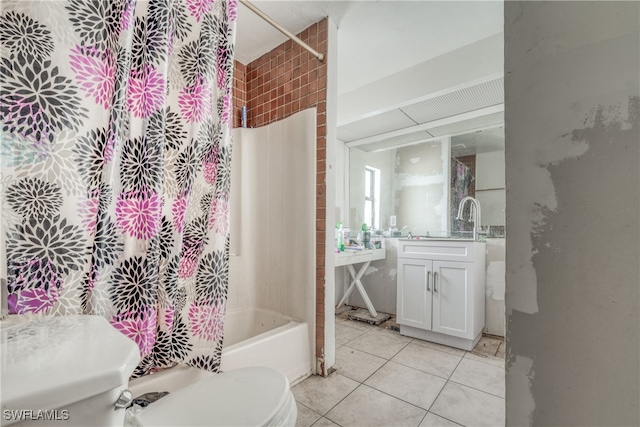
[{"x1": 1, "y1": 315, "x2": 140, "y2": 426}]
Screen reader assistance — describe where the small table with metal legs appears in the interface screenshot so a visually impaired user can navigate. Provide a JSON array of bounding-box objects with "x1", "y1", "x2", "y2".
[{"x1": 335, "y1": 248, "x2": 386, "y2": 318}]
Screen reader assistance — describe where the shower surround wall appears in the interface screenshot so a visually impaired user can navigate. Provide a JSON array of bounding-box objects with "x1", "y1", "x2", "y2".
[
  {"x1": 232, "y1": 19, "x2": 335, "y2": 374},
  {"x1": 505, "y1": 2, "x2": 639, "y2": 425},
  {"x1": 227, "y1": 110, "x2": 316, "y2": 377}
]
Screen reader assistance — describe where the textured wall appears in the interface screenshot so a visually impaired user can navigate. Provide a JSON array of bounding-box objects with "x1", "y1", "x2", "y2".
[{"x1": 505, "y1": 2, "x2": 639, "y2": 425}]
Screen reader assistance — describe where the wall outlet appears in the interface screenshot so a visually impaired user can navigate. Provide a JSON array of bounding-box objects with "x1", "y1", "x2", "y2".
[{"x1": 390, "y1": 215, "x2": 397, "y2": 227}]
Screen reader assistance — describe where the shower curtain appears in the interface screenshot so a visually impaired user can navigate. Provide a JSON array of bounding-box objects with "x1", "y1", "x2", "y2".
[{"x1": 0, "y1": 0, "x2": 236, "y2": 377}]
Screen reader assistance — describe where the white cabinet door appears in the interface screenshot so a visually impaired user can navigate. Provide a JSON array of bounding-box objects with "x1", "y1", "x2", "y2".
[
  {"x1": 397, "y1": 258, "x2": 432, "y2": 330},
  {"x1": 432, "y1": 261, "x2": 473, "y2": 339}
]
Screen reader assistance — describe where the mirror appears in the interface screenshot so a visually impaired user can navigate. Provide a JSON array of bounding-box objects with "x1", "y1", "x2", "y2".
[{"x1": 348, "y1": 126, "x2": 505, "y2": 238}]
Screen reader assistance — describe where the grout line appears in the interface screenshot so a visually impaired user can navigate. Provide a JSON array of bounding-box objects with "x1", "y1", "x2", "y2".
[{"x1": 446, "y1": 378, "x2": 505, "y2": 400}]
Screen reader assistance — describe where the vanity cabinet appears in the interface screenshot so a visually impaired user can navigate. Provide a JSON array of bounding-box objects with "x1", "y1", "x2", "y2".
[{"x1": 396, "y1": 240, "x2": 485, "y2": 350}]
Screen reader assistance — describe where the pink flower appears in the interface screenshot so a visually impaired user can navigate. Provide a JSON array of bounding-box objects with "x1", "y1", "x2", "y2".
[
  {"x1": 164, "y1": 306, "x2": 175, "y2": 332},
  {"x1": 172, "y1": 195, "x2": 188, "y2": 233},
  {"x1": 69, "y1": 45, "x2": 116, "y2": 109},
  {"x1": 188, "y1": 300, "x2": 225, "y2": 341},
  {"x1": 121, "y1": 0, "x2": 136, "y2": 32},
  {"x1": 11, "y1": 287, "x2": 60, "y2": 315},
  {"x1": 111, "y1": 308, "x2": 158, "y2": 357},
  {"x1": 221, "y1": 92, "x2": 232, "y2": 125},
  {"x1": 127, "y1": 65, "x2": 166, "y2": 118},
  {"x1": 115, "y1": 189, "x2": 162, "y2": 240},
  {"x1": 178, "y1": 78, "x2": 212, "y2": 123},
  {"x1": 186, "y1": 0, "x2": 215, "y2": 22},
  {"x1": 178, "y1": 254, "x2": 198, "y2": 279},
  {"x1": 228, "y1": 0, "x2": 237, "y2": 22}
]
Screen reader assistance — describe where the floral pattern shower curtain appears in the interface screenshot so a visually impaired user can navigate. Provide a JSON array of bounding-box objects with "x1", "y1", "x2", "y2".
[{"x1": 0, "y1": 0, "x2": 236, "y2": 376}]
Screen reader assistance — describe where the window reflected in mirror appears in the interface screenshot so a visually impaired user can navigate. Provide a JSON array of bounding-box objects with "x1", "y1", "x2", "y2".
[{"x1": 348, "y1": 126, "x2": 505, "y2": 239}]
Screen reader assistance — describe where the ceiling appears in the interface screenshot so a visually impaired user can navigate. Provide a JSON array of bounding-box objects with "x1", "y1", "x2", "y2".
[{"x1": 235, "y1": 1, "x2": 505, "y2": 151}]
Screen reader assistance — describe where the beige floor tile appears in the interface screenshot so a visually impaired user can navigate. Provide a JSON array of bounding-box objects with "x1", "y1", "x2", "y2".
[
  {"x1": 410, "y1": 338, "x2": 467, "y2": 357},
  {"x1": 335, "y1": 323, "x2": 367, "y2": 347},
  {"x1": 312, "y1": 417, "x2": 341, "y2": 427},
  {"x1": 472, "y1": 336, "x2": 503, "y2": 357},
  {"x1": 419, "y1": 412, "x2": 462, "y2": 427},
  {"x1": 291, "y1": 373, "x2": 359, "y2": 415},
  {"x1": 295, "y1": 403, "x2": 322, "y2": 427},
  {"x1": 345, "y1": 329, "x2": 411, "y2": 360},
  {"x1": 334, "y1": 346, "x2": 387, "y2": 383},
  {"x1": 430, "y1": 382, "x2": 505, "y2": 427},
  {"x1": 326, "y1": 385, "x2": 426, "y2": 427},
  {"x1": 336, "y1": 317, "x2": 377, "y2": 332},
  {"x1": 392, "y1": 342, "x2": 462, "y2": 379},
  {"x1": 364, "y1": 361, "x2": 447, "y2": 410},
  {"x1": 464, "y1": 351, "x2": 505, "y2": 368},
  {"x1": 449, "y1": 358, "x2": 505, "y2": 398}
]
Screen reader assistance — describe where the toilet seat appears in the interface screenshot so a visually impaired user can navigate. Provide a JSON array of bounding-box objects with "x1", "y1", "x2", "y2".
[{"x1": 130, "y1": 367, "x2": 297, "y2": 427}]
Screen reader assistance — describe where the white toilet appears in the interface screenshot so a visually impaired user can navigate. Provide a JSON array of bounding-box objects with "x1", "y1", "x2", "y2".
[{"x1": 1, "y1": 315, "x2": 297, "y2": 426}]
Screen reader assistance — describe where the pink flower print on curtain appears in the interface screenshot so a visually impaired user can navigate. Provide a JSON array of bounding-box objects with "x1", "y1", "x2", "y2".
[
  {"x1": 186, "y1": 0, "x2": 216, "y2": 22},
  {"x1": 188, "y1": 300, "x2": 225, "y2": 342},
  {"x1": 115, "y1": 189, "x2": 163, "y2": 240},
  {"x1": 127, "y1": 65, "x2": 166, "y2": 118},
  {"x1": 178, "y1": 76, "x2": 212, "y2": 123},
  {"x1": 111, "y1": 308, "x2": 158, "y2": 357},
  {"x1": 69, "y1": 45, "x2": 116, "y2": 110}
]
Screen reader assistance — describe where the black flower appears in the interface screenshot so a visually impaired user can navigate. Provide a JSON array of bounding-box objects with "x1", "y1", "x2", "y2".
[
  {"x1": 110, "y1": 256, "x2": 158, "y2": 313},
  {"x1": 132, "y1": 354, "x2": 155, "y2": 379},
  {"x1": 159, "y1": 218, "x2": 175, "y2": 260},
  {"x1": 171, "y1": 317, "x2": 193, "y2": 361},
  {"x1": 0, "y1": 52, "x2": 87, "y2": 142},
  {"x1": 120, "y1": 136, "x2": 163, "y2": 191},
  {"x1": 214, "y1": 145, "x2": 232, "y2": 198},
  {"x1": 196, "y1": 250, "x2": 228, "y2": 301},
  {"x1": 130, "y1": 16, "x2": 167, "y2": 72},
  {"x1": 6, "y1": 215, "x2": 89, "y2": 276},
  {"x1": 66, "y1": 0, "x2": 125, "y2": 49},
  {"x1": 175, "y1": 143, "x2": 200, "y2": 192},
  {"x1": 6, "y1": 177, "x2": 63, "y2": 219},
  {"x1": 200, "y1": 192, "x2": 214, "y2": 214},
  {"x1": 93, "y1": 211, "x2": 123, "y2": 267},
  {"x1": 188, "y1": 349, "x2": 221, "y2": 373},
  {"x1": 178, "y1": 39, "x2": 215, "y2": 87},
  {"x1": 0, "y1": 11, "x2": 54, "y2": 60},
  {"x1": 74, "y1": 127, "x2": 109, "y2": 188},
  {"x1": 150, "y1": 329, "x2": 174, "y2": 369},
  {"x1": 165, "y1": 108, "x2": 187, "y2": 151},
  {"x1": 7, "y1": 257, "x2": 62, "y2": 293}
]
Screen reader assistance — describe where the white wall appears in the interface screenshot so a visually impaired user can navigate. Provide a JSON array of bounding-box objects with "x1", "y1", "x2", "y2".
[
  {"x1": 228, "y1": 109, "x2": 316, "y2": 370},
  {"x1": 475, "y1": 150, "x2": 505, "y2": 227},
  {"x1": 505, "y1": 2, "x2": 639, "y2": 425}
]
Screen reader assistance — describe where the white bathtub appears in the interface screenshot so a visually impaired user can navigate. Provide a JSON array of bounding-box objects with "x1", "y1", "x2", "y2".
[
  {"x1": 128, "y1": 308, "x2": 311, "y2": 397},
  {"x1": 220, "y1": 308, "x2": 311, "y2": 384}
]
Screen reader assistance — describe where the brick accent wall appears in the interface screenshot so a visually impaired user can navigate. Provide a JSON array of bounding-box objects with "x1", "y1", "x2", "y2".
[
  {"x1": 232, "y1": 61, "x2": 247, "y2": 129},
  {"x1": 232, "y1": 19, "x2": 329, "y2": 373}
]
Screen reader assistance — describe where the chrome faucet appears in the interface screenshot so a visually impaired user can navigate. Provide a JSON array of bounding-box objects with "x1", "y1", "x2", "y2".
[{"x1": 456, "y1": 196, "x2": 482, "y2": 240}]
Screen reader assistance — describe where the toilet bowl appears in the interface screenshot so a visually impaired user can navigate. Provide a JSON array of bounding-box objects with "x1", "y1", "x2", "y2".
[{"x1": 1, "y1": 315, "x2": 297, "y2": 427}]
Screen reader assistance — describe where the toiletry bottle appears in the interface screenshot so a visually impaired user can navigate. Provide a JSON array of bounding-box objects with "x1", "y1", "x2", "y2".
[
  {"x1": 336, "y1": 222, "x2": 343, "y2": 253},
  {"x1": 362, "y1": 223, "x2": 371, "y2": 249}
]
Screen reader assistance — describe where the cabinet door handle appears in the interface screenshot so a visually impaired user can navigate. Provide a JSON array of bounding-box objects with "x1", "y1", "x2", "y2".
[
  {"x1": 426, "y1": 271, "x2": 431, "y2": 291},
  {"x1": 433, "y1": 272, "x2": 438, "y2": 293}
]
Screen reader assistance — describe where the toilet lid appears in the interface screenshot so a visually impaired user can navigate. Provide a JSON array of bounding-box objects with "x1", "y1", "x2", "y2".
[{"x1": 133, "y1": 367, "x2": 292, "y2": 427}]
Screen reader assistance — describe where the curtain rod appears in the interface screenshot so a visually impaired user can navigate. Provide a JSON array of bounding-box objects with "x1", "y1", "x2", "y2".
[{"x1": 238, "y1": 0, "x2": 325, "y2": 62}]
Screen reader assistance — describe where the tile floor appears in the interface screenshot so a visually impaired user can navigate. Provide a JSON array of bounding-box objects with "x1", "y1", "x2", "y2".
[{"x1": 292, "y1": 314, "x2": 505, "y2": 427}]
